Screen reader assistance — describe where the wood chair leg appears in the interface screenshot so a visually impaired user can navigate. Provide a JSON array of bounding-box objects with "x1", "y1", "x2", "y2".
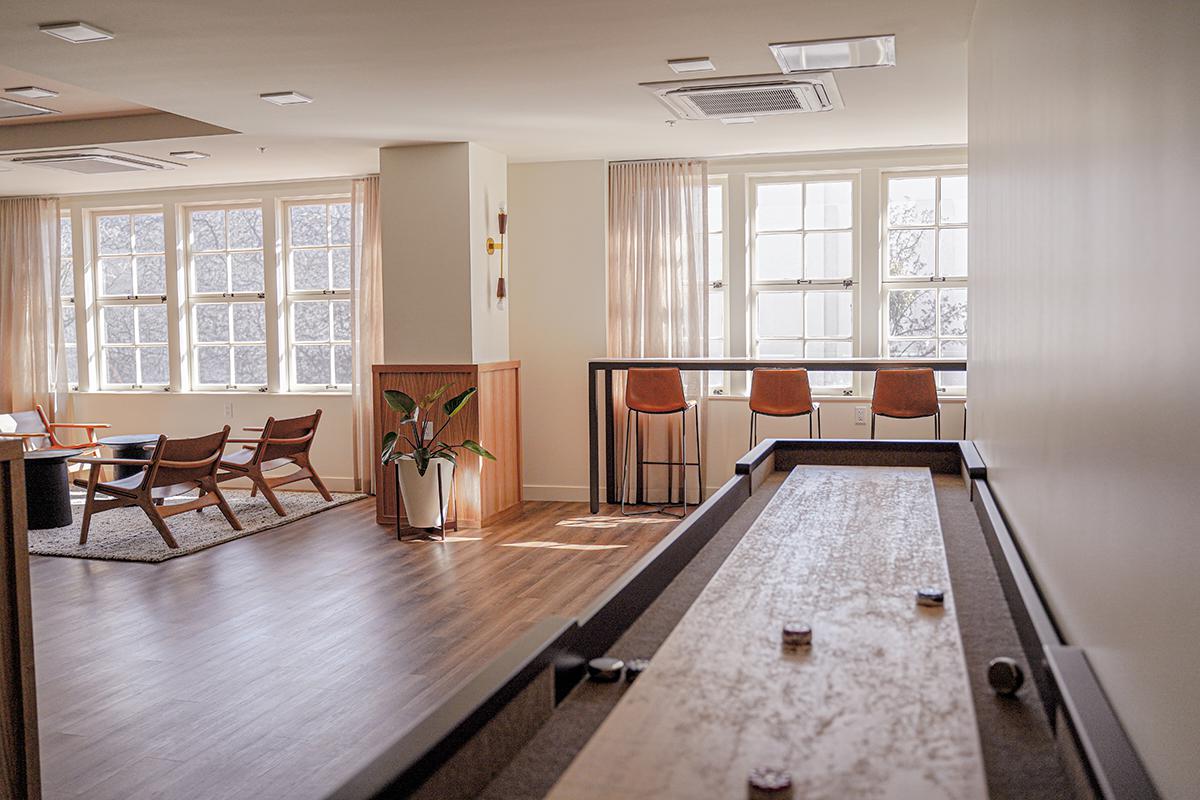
[
  {"x1": 209, "y1": 485, "x2": 243, "y2": 531},
  {"x1": 249, "y1": 483, "x2": 258, "y2": 497},
  {"x1": 298, "y1": 455, "x2": 333, "y2": 501},
  {"x1": 140, "y1": 501, "x2": 180, "y2": 549},
  {"x1": 79, "y1": 467, "x2": 101, "y2": 545},
  {"x1": 255, "y1": 478, "x2": 289, "y2": 517}
]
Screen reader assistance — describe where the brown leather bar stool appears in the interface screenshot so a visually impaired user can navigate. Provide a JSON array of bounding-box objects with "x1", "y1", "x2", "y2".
[
  {"x1": 871, "y1": 368, "x2": 941, "y2": 439},
  {"x1": 748, "y1": 368, "x2": 820, "y2": 449},
  {"x1": 621, "y1": 367, "x2": 702, "y2": 518}
]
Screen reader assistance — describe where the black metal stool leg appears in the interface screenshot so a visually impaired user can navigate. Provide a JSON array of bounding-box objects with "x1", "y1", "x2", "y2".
[{"x1": 694, "y1": 403, "x2": 703, "y2": 505}]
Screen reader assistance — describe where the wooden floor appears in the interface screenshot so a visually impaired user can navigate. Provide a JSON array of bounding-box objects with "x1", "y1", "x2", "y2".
[{"x1": 29, "y1": 498, "x2": 677, "y2": 800}]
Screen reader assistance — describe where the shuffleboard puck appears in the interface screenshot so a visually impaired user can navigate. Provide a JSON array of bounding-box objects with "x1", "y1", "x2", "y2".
[
  {"x1": 624, "y1": 658, "x2": 649, "y2": 682},
  {"x1": 747, "y1": 766, "x2": 794, "y2": 799},
  {"x1": 987, "y1": 657, "x2": 1025, "y2": 696},
  {"x1": 916, "y1": 587, "x2": 945, "y2": 607},
  {"x1": 781, "y1": 622, "x2": 812, "y2": 650},
  {"x1": 586, "y1": 657, "x2": 624, "y2": 683}
]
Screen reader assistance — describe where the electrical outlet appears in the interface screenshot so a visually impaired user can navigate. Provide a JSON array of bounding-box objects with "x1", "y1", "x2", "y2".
[
  {"x1": 224, "y1": 402, "x2": 234, "y2": 419},
  {"x1": 855, "y1": 406, "x2": 868, "y2": 425}
]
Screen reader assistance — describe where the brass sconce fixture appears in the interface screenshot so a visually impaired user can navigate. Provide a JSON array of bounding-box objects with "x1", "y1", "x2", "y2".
[{"x1": 486, "y1": 207, "x2": 508, "y2": 309}]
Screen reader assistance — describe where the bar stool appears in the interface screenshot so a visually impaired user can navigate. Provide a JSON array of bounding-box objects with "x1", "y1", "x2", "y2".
[
  {"x1": 621, "y1": 368, "x2": 702, "y2": 518},
  {"x1": 871, "y1": 368, "x2": 941, "y2": 439},
  {"x1": 748, "y1": 368, "x2": 820, "y2": 449}
]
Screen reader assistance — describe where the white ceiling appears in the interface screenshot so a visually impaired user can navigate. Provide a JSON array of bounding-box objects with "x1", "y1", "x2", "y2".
[{"x1": 0, "y1": 0, "x2": 972, "y2": 195}]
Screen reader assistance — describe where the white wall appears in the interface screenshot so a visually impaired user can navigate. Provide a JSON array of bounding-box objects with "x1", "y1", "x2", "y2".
[
  {"x1": 969, "y1": 2, "x2": 1199, "y2": 796},
  {"x1": 68, "y1": 391, "x2": 355, "y2": 491},
  {"x1": 379, "y1": 144, "x2": 474, "y2": 363},
  {"x1": 508, "y1": 161, "x2": 608, "y2": 499},
  {"x1": 468, "y1": 143, "x2": 510, "y2": 363}
]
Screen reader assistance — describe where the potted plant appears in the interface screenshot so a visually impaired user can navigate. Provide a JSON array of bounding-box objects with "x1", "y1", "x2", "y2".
[{"x1": 381, "y1": 384, "x2": 495, "y2": 530}]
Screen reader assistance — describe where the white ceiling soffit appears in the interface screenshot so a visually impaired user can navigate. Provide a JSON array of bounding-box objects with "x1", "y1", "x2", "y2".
[
  {"x1": 0, "y1": 97, "x2": 58, "y2": 120},
  {"x1": 0, "y1": 0, "x2": 971, "y2": 192}
]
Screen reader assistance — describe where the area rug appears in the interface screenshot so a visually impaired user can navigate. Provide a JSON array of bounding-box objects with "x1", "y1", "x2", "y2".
[{"x1": 27, "y1": 489, "x2": 367, "y2": 563}]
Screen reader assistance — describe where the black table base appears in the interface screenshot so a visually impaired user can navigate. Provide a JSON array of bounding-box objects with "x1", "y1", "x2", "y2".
[{"x1": 24, "y1": 453, "x2": 79, "y2": 529}]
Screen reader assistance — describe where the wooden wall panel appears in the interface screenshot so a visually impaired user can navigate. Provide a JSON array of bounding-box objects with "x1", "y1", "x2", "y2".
[
  {"x1": 0, "y1": 439, "x2": 39, "y2": 800},
  {"x1": 373, "y1": 363, "x2": 521, "y2": 529},
  {"x1": 478, "y1": 363, "x2": 522, "y2": 524}
]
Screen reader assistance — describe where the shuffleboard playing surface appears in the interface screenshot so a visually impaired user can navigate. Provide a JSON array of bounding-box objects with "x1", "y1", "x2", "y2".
[{"x1": 547, "y1": 466, "x2": 987, "y2": 800}]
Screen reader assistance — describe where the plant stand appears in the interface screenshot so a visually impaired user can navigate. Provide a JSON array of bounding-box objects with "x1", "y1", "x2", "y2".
[{"x1": 395, "y1": 461, "x2": 458, "y2": 542}]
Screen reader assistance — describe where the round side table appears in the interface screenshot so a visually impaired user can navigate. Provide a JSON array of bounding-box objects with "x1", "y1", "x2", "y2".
[
  {"x1": 23, "y1": 449, "x2": 84, "y2": 530},
  {"x1": 99, "y1": 434, "x2": 160, "y2": 480}
]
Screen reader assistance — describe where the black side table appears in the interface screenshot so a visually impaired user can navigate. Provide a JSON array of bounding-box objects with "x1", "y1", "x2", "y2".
[
  {"x1": 23, "y1": 449, "x2": 84, "y2": 530},
  {"x1": 99, "y1": 434, "x2": 160, "y2": 480}
]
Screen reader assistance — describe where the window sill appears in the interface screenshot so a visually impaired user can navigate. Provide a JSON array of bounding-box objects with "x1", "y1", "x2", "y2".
[{"x1": 72, "y1": 389, "x2": 352, "y2": 398}]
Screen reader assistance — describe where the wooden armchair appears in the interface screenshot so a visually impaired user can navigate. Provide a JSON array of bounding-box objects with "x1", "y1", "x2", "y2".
[
  {"x1": 70, "y1": 428, "x2": 241, "y2": 549},
  {"x1": 218, "y1": 410, "x2": 332, "y2": 517},
  {"x1": 0, "y1": 405, "x2": 108, "y2": 453}
]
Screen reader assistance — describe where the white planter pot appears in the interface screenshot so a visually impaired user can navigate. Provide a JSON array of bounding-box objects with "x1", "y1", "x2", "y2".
[{"x1": 396, "y1": 456, "x2": 454, "y2": 528}]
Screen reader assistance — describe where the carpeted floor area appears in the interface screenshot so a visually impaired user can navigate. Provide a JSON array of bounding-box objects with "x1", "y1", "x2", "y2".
[
  {"x1": 27, "y1": 489, "x2": 366, "y2": 562},
  {"x1": 479, "y1": 471, "x2": 1074, "y2": 800}
]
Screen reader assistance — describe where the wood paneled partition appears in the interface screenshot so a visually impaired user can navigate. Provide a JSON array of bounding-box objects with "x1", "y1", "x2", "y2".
[
  {"x1": 0, "y1": 439, "x2": 39, "y2": 800},
  {"x1": 373, "y1": 362, "x2": 522, "y2": 528}
]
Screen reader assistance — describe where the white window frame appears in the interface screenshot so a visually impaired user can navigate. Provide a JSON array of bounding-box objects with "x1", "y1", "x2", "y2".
[
  {"x1": 91, "y1": 207, "x2": 171, "y2": 390},
  {"x1": 281, "y1": 198, "x2": 353, "y2": 392},
  {"x1": 58, "y1": 211, "x2": 79, "y2": 389},
  {"x1": 881, "y1": 169, "x2": 968, "y2": 393},
  {"x1": 183, "y1": 202, "x2": 269, "y2": 392},
  {"x1": 706, "y1": 176, "x2": 729, "y2": 395},
  {"x1": 747, "y1": 173, "x2": 860, "y2": 393}
]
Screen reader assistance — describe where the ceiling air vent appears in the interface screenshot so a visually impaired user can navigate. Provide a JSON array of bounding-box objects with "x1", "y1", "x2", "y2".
[
  {"x1": 0, "y1": 97, "x2": 58, "y2": 120},
  {"x1": 641, "y1": 72, "x2": 843, "y2": 121},
  {"x1": 3, "y1": 148, "x2": 182, "y2": 174}
]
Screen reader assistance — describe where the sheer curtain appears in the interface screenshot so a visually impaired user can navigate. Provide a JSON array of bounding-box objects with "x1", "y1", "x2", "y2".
[
  {"x1": 350, "y1": 176, "x2": 383, "y2": 493},
  {"x1": 0, "y1": 196, "x2": 65, "y2": 415},
  {"x1": 607, "y1": 159, "x2": 708, "y2": 503}
]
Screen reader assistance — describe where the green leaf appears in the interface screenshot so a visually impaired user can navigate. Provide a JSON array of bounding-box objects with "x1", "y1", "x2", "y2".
[
  {"x1": 381, "y1": 431, "x2": 398, "y2": 463},
  {"x1": 384, "y1": 390, "x2": 418, "y2": 421},
  {"x1": 420, "y1": 384, "x2": 450, "y2": 408},
  {"x1": 442, "y1": 387, "x2": 478, "y2": 420},
  {"x1": 462, "y1": 439, "x2": 496, "y2": 460}
]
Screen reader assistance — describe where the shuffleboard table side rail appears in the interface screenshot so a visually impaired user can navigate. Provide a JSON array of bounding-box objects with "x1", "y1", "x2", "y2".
[
  {"x1": 568, "y1": 471, "x2": 751, "y2": 693},
  {"x1": 972, "y1": 479, "x2": 1162, "y2": 800}
]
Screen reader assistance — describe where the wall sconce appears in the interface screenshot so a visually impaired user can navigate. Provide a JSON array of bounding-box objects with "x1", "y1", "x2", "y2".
[{"x1": 486, "y1": 207, "x2": 508, "y2": 309}]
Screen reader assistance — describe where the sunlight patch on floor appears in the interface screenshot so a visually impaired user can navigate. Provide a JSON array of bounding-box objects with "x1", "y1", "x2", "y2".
[
  {"x1": 556, "y1": 515, "x2": 676, "y2": 529},
  {"x1": 501, "y1": 541, "x2": 628, "y2": 551}
]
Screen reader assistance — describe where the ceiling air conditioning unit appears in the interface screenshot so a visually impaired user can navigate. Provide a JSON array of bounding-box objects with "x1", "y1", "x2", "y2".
[
  {"x1": 3, "y1": 148, "x2": 183, "y2": 174},
  {"x1": 641, "y1": 72, "x2": 843, "y2": 121}
]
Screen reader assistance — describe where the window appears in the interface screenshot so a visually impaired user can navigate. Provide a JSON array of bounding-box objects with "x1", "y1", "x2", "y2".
[
  {"x1": 283, "y1": 200, "x2": 352, "y2": 390},
  {"x1": 883, "y1": 172, "x2": 968, "y2": 387},
  {"x1": 59, "y1": 213, "x2": 77, "y2": 386},
  {"x1": 94, "y1": 211, "x2": 169, "y2": 388},
  {"x1": 749, "y1": 177, "x2": 855, "y2": 388},
  {"x1": 185, "y1": 205, "x2": 267, "y2": 389},
  {"x1": 707, "y1": 180, "x2": 725, "y2": 359}
]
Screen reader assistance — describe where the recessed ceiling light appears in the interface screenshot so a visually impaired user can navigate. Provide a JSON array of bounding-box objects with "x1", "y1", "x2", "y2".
[
  {"x1": 39, "y1": 22, "x2": 115, "y2": 43},
  {"x1": 260, "y1": 91, "x2": 312, "y2": 106},
  {"x1": 5, "y1": 86, "x2": 59, "y2": 99},
  {"x1": 667, "y1": 57, "x2": 715, "y2": 74},
  {"x1": 770, "y1": 35, "x2": 895, "y2": 73},
  {"x1": 720, "y1": 117, "x2": 757, "y2": 125},
  {"x1": 169, "y1": 150, "x2": 210, "y2": 160}
]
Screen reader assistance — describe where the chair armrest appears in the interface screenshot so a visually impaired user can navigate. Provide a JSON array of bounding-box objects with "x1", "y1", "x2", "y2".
[
  {"x1": 0, "y1": 432, "x2": 47, "y2": 439},
  {"x1": 243, "y1": 426, "x2": 265, "y2": 432},
  {"x1": 48, "y1": 422, "x2": 111, "y2": 430},
  {"x1": 68, "y1": 456, "x2": 152, "y2": 466}
]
